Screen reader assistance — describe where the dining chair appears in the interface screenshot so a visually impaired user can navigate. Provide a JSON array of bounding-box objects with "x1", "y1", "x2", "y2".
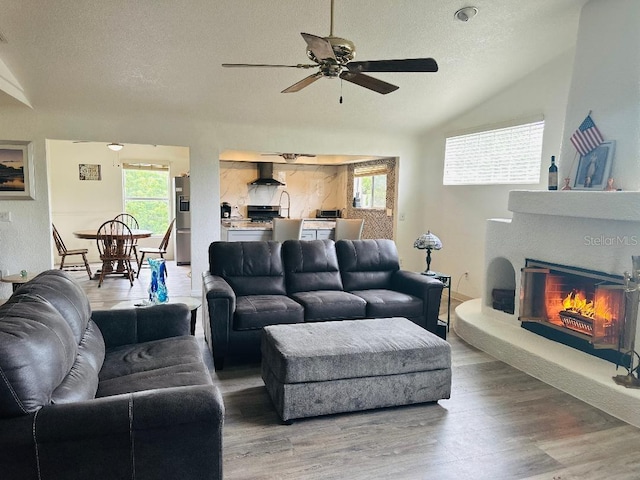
[
  {"x1": 334, "y1": 218, "x2": 364, "y2": 240},
  {"x1": 114, "y1": 213, "x2": 140, "y2": 265},
  {"x1": 52, "y1": 224, "x2": 93, "y2": 279},
  {"x1": 272, "y1": 218, "x2": 304, "y2": 242},
  {"x1": 137, "y1": 218, "x2": 176, "y2": 278},
  {"x1": 96, "y1": 219, "x2": 135, "y2": 287}
]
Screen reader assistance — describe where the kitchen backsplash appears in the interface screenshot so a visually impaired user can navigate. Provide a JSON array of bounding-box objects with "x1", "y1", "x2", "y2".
[{"x1": 220, "y1": 161, "x2": 348, "y2": 219}]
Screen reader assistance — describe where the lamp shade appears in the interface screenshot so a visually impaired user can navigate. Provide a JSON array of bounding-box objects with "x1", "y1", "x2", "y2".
[{"x1": 413, "y1": 231, "x2": 442, "y2": 250}]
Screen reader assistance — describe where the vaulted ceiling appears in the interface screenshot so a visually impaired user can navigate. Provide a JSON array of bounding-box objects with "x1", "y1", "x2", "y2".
[{"x1": 0, "y1": 0, "x2": 587, "y2": 135}]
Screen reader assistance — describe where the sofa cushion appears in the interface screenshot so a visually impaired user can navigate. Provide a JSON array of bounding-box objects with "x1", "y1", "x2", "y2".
[
  {"x1": 336, "y1": 239, "x2": 400, "y2": 291},
  {"x1": 233, "y1": 295, "x2": 304, "y2": 331},
  {"x1": 209, "y1": 241, "x2": 287, "y2": 296},
  {"x1": 289, "y1": 291, "x2": 366, "y2": 322},
  {"x1": 14, "y1": 269, "x2": 93, "y2": 344},
  {"x1": 0, "y1": 292, "x2": 104, "y2": 418},
  {"x1": 282, "y1": 240, "x2": 344, "y2": 293},
  {"x1": 97, "y1": 336, "x2": 211, "y2": 397},
  {"x1": 50, "y1": 320, "x2": 105, "y2": 405},
  {"x1": 350, "y1": 289, "x2": 423, "y2": 320}
]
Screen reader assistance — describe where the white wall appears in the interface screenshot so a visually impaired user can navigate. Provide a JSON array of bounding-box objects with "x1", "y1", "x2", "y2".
[
  {"x1": 48, "y1": 140, "x2": 189, "y2": 264},
  {"x1": 559, "y1": 0, "x2": 640, "y2": 190},
  {"x1": 413, "y1": 50, "x2": 576, "y2": 299}
]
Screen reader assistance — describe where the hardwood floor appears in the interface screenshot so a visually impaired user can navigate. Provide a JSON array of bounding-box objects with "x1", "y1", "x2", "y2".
[{"x1": 76, "y1": 268, "x2": 640, "y2": 480}]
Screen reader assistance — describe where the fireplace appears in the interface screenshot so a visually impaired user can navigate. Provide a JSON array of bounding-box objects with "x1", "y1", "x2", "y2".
[{"x1": 519, "y1": 259, "x2": 632, "y2": 364}]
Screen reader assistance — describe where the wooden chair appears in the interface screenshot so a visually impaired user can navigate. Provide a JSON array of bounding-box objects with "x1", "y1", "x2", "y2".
[
  {"x1": 114, "y1": 213, "x2": 140, "y2": 265},
  {"x1": 272, "y1": 218, "x2": 304, "y2": 242},
  {"x1": 96, "y1": 220, "x2": 135, "y2": 287},
  {"x1": 52, "y1": 223, "x2": 93, "y2": 279},
  {"x1": 334, "y1": 218, "x2": 364, "y2": 240},
  {"x1": 137, "y1": 218, "x2": 176, "y2": 278}
]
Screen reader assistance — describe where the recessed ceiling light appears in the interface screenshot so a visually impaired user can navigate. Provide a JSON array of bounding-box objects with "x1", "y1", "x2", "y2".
[
  {"x1": 107, "y1": 143, "x2": 123, "y2": 152},
  {"x1": 454, "y1": 6, "x2": 478, "y2": 22}
]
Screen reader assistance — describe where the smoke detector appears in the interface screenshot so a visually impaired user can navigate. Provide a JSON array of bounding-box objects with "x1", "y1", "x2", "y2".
[{"x1": 454, "y1": 6, "x2": 478, "y2": 22}]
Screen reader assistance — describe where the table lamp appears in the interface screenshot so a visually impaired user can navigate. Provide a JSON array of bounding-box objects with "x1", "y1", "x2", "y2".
[{"x1": 413, "y1": 231, "x2": 442, "y2": 276}]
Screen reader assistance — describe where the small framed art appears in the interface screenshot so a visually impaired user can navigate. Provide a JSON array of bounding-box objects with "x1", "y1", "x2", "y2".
[
  {"x1": 571, "y1": 140, "x2": 615, "y2": 190},
  {"x1": 0, "y1": 142, "x2": 35, "y2": 200},
  {"x1": 79, "y1": 164, "x2": 102, "y2": 181}
]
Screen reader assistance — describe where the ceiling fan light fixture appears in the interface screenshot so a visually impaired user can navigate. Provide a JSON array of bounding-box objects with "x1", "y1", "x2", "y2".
[
  {"x1": 107, "y1": 142, "x2": 124, "y2": 152},
  {"x1": 454, "y1": 6, "x2": 478, "y2": 22}
]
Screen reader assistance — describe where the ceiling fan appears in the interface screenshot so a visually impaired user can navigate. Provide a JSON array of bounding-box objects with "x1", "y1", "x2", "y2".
[
  {"x1": 261, "y1": 152, "x2": 317, "y2": 162},
  {"x1": 222, "y1": 0, "x2": 438, "y2": 95}
]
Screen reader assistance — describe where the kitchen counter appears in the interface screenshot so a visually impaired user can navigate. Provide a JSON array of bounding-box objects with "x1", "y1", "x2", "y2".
[
  {"x1": 221, "y1": 219, "x2": 336, "y2": 230},
  {"x1": 221, "y1": 219, "x2": 336, "y2": 241}
]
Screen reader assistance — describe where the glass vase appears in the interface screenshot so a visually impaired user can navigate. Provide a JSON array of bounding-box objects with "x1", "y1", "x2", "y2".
[{"x1": 148, "y1": 258, "x2": 168, "y2": 304}]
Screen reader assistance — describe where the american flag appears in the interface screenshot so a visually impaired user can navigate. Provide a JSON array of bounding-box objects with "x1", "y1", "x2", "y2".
[{"x1": 570, "y1": 114, "x2": 604, "y2": 156}]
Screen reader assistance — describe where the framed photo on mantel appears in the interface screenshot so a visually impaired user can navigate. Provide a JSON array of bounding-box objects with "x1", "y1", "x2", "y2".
[
  {"x1": 571, "y1": 140, "x2": 615, "y2": 190},
  {"x1": 0, "y1": 142, "x2": 35, "y2": 200}
]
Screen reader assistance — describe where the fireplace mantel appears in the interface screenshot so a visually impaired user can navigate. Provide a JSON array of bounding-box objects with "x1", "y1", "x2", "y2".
[{"x1": 508, "y1": 190, "x2": 640, "y2": 222}]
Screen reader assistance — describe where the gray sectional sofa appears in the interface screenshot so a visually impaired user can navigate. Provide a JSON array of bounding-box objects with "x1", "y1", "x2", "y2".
[
  {"x1": 202, "y1": 239, "x2": 444, "y2": 369},
  {"x1": 0, "y1": 270, "x2": 224, "y2": 480}
]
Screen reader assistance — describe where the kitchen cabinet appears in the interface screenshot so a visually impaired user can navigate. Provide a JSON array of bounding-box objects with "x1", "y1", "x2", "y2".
[
  {"x1": 221, "y1": 221, "x2": 334, "y2": 242},
  {"x1": 221, "y1": 226, "x2": 270, "y2": 242}
]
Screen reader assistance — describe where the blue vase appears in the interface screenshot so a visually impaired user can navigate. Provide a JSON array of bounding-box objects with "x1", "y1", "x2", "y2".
[{"x1": 148, "y1": 258, "x2": 168, "y2": 304}]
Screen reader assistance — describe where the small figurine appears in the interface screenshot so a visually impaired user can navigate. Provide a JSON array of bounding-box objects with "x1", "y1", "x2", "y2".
[
  {"x1": 561, "y1": 178, "x2": 572, "y2": 190},
  {"x1": 604, "y1": 177, "x2": 616, "y2": 191}
]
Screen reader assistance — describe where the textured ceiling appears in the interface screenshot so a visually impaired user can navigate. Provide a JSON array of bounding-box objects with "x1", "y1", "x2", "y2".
[{"x1": 0, "y1": 0, "x2": 587, "y2": 135}]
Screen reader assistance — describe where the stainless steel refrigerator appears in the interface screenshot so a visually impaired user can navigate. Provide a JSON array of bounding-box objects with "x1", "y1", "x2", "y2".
[{"x1": 173, "y1": 176, "x2": 191, "y2": 265}]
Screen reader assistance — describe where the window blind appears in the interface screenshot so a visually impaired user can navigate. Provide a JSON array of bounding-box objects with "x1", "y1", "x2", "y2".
[
  {"x1": 354, "y1": 165, "x2": 388, "y2": 177},
  {"x1": 443, "y1": 120, "x2": 544, "y2": 185}
]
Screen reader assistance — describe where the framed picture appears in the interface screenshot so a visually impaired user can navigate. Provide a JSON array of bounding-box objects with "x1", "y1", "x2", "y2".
[
  {"x1": 571, "y1": 140, "x2": 615, "y2": 190},
  {"x1": 79, "y1": 163, "x2": 102, "y2": 181},
  {"x1": 0, "y1": 142, "x2": 35, "y2": 200}
]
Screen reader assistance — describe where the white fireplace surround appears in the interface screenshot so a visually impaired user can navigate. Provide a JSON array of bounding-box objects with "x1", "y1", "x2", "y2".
[{"x1": 455, "y1": 190, "x2": 640, "y2": 428}]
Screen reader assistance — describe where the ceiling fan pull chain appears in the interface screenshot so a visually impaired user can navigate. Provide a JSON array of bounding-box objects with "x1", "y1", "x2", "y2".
[{"x1": 339, "y1": 78, "x2": 343, "y2": 104}]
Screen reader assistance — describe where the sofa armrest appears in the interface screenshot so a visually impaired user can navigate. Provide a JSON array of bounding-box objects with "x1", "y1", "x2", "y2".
[
  {"x1": 202, "y1": 272, "x2": 235, "y2": 361},
  {"x1": 92, "y1": 303, "x2": 191, "y2": 349},
  {"x1": 0, "y1": 385, "x2": 224, "y2": 480},
  {"x1": 391, "y1": 270, "x2": 444, "y2": 332}
]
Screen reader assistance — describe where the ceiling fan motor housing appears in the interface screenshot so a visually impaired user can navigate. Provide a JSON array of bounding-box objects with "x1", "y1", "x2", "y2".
[{"x1": 306, "y1": 36, "x2": 355, "y2": 66}]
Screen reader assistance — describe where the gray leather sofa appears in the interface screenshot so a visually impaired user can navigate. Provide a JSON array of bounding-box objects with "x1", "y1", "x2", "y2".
[
  {"x1": 203, "y1": 239, "x2": 444, "y2": 369},
  {"x1": 0, "y1": 270, "x2": 223, "y2": 480}
]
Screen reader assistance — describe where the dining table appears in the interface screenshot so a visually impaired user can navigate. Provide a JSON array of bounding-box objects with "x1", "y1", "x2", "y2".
[{"x1": 74, "y1": 228, "x2": 153, "y2": 277}]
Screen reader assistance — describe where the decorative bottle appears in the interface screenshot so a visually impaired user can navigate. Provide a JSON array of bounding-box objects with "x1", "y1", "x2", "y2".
[{"x1": 548, "y1": 156, "x2": 558, "y2": 190}]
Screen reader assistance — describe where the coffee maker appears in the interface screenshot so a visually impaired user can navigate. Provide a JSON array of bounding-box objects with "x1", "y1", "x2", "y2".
[{"x1": 220, "y1": 202, "x2": 231, "y2": 219}]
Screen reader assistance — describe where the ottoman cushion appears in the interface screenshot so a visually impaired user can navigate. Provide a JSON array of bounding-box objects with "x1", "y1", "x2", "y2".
[{"x1": 263, "y1": 317, "x2": 449, "y2": 383}]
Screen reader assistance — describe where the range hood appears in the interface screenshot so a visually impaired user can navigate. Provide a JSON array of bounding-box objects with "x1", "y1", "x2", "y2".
[{"x1": 249, "y1": 162, "x2": 284, "y2": 186}]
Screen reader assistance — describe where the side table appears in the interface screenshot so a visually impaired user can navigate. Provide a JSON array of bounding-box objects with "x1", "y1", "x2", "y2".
[
  {"x1": 110, "y1": 296, "x2": 202, "y2": 335},
  {"x1": 422, "y1": 271, "x2": 451, "y2": 332},
  {"x1": 1, "y1": 272, "x2": 38, "y2": 292}
]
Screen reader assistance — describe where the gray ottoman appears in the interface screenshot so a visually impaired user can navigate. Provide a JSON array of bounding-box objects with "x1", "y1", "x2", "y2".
[{"x1": 261, "y1": 317, "x2": 451, "y2": 422}]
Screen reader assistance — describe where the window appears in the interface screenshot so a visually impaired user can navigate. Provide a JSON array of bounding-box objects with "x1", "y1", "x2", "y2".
[
  {"x1": 122, "y1": 164, "x2": 170, "y2": 235},
  {"x1": 443, "y1": 120, "x2": 544, "y2": 185},
  {"x1": 353, "y1": 165, "x2": 387, "y2": 209}
]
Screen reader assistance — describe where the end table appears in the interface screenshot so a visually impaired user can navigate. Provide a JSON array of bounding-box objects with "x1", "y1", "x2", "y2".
[{"x1": 424, "y1": 271, "x2": 451, "y2": 332}]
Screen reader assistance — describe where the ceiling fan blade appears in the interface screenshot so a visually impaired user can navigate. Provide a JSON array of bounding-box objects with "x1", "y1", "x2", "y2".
[
  {"x1": 222, "y1": 63, "x2": 316, "y2": 69},
  {"x1": 347, "y1": 58, "x2": 439, "y2": 73},
  {"x1": 339, "y1": 71, "x2": 399, "y2": 95},
  {"x1": 281, "y1": 73, "x2": 323, "y2": 93},
  {"x1": 301, "y1": 33, "x2": 337, "y2": 62}
]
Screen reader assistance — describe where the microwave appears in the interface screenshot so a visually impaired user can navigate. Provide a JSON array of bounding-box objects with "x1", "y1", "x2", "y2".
[{"x1": 316, "y1": 209, "x2": 342, "y2": 219}]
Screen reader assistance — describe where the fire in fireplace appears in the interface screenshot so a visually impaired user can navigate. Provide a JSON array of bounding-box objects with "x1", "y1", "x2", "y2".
[{"x1": 519, "y1": 259, "x2": 632, "y2": 364}]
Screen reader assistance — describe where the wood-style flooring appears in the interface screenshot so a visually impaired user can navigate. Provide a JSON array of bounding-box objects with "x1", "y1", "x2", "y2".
[{"x1": 74, "y1": 263, "x2": 640, "y2": 480}]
